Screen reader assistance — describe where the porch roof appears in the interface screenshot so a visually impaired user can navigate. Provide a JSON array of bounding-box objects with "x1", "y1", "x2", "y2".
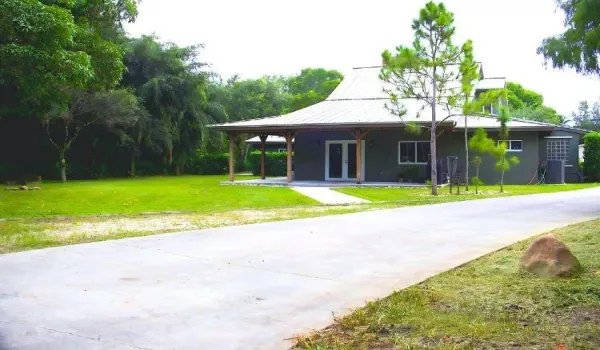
[{"x1": 209, "y1": 66, "x2": 585, "y2": 134}]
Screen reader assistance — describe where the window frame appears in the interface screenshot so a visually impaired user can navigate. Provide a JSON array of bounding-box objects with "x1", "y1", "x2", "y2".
[
  {"x1": 497, "y1": 140, "x2": 523, "y2": 152},
  {"x1": 546, "y1": 138, "x2": 570, "y2": 165},
  {"x1": 398, "y1": 141, "x2": 430, "y2": 165}
]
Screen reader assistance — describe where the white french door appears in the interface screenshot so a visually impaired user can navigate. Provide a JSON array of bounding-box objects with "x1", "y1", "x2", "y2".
[{"x1": 325, "y1": 140, "x2": 365, "y2": 181}]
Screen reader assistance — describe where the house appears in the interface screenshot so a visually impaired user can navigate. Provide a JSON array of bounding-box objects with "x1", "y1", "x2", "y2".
[
  {"x1": 211, "y1": 65, "x2": 585, "y2": 184},
  {"x1": 245, "y1": 136, "x2": 293, "y2": 153}
]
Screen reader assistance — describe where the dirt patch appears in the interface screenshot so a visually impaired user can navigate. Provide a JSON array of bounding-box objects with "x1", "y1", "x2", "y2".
[
  {"x1": 556, "y1": 306, "x2": 600, "y2": 325},
  {"x1": 42, "y1": 205, "x2": 360, "y2": 239}
]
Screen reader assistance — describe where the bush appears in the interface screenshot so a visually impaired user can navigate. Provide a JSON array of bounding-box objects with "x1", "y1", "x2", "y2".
[
  {"x1": 246, "y1": 151, "x2": 288, "y2": 176},
  {"x1": 583, "y1": 132, "x2": 600, "y2": 182},
  {"x1": 188, "y1": 153, "x2": 230, "y2": 175}
]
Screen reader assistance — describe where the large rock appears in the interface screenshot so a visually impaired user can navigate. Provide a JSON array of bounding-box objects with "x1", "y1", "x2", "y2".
[{"x1": 520, "y1": 234, "x2": 581, "y2": 277}]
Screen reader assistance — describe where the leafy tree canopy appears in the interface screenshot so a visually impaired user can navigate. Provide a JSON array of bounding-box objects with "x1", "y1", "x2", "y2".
[
  {"x1": 572, "y1": 100, "x2": 600, "y2": 130},
  {"x1": 506, "y1": 82, "x2": 543, "y2": 110},
  {"x1": 538, "y1": 0, "x2": 600, "y2": 75},
  {"x1": 285, "y1": 68, "x2": 343, "y2": 111},
  {"x1": 505, "y1": 82, "x2": 564, "y2": 125},
  {"x1": 0, "y1": 0, "x2": 138, "y2": 116}
]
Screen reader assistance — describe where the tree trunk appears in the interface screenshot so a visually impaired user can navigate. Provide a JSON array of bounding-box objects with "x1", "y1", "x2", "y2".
[
  {"x1": 500, "y1": 156, "x2": 505, "y2": 193},
  {"x1": 130, "y1": 153, "x2": 136, "y2": 177},
  {"x1": 475, "y1": 165, "x2": 480, "y2": 194},
  {"x1": 464, "y1": 116, "x2": 469, "y2": 191},
  {"x1": 430, "y1": 68, "x2": 438, "y2": 196},
  {"x1": 131, "y1": 129, "x2": 142, "y2": 177},
  {"x1": 59, "y1": 153, "x2": 67, "y2": 183}
]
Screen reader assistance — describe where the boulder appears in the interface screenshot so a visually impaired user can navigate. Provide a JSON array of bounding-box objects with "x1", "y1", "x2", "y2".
[{"x1": 520, "y1": 234, "x2": 581, "y2": 277}]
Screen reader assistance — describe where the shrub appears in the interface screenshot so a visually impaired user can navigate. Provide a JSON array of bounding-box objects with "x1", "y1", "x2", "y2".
[
  {"x1": 189, "y1": 153, "x2": 230, "y2": 175},
  {"x1": 246, "y1": 151, "x2": 288, "y2": 176},
  {"x1": 583, "y1": 132, "x2": 600, "y2": 182}
]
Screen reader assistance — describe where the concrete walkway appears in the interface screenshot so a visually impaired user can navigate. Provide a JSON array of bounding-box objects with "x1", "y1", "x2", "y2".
[
  {"x1": 1, "y1": 187, "x2": 599, "y2": 350},
  {"x1": 291, "y1": 186, "x2": 370, "y2": 204}
]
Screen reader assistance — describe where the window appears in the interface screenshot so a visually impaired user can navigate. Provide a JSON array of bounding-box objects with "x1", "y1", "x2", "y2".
[
  {"x1": 482, "y1": 103, "x2": 499, "y2": 116},
  {"x1": 498, "y1": 140, "x2": 523, "y2": 152},
  {"x1": 398, "y1": 141, "x2": 430, "y2": 164},
  {"x1": 547, "y1": 139, "x2": 569, "y2": 162},
  {"x1": 277, "y1": 148, "x2": 286, "y2": 153}
]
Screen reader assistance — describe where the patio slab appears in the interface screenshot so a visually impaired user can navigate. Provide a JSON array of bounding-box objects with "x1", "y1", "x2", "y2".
[{"x1": 221, "y1": 177, "x2": 428, "y2": 188}]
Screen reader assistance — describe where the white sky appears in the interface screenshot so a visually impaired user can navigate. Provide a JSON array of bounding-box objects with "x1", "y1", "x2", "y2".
[{"x1": 125, "y1": 0, "x2": 600, "y2": 117}]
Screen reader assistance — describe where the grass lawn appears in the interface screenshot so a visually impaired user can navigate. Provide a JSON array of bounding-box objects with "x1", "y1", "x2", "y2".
[
  {"x1": 0, "y1": 175, "x2": 317, "y2": 218},
  {"x1": 336, "y1": 183, "x2": 599, "y2": 205},
  {"x1": 1, "y1": 177, "x2": 598, "y2": 254},
  {"x1": 296, "y1": 219, "x2": 600, "y2": 350}
]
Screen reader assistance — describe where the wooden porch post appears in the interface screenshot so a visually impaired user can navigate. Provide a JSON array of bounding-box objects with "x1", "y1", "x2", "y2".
[
  {"x1": 259, "y1": 134, "x2": 268, "y2": 180},
  {"x1": 228, "y1": 132, "x2": 236, "y2": 182},
  {"x1": 351, "y1": 129, "x2": 369, "y2": 184},
  {"x1": 285, "y1": 132, "x2": 294, "y2": 183}
]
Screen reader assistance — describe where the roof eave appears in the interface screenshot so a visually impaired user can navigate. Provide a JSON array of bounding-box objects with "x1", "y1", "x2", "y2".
[{"x1": 209, "y1": 120, "x2": 455, "y2": 133}]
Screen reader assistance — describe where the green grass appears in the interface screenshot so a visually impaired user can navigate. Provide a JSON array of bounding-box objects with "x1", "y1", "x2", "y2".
[
  {"x1": 0, "y1": 175, "x2": 317, "y2": 218},
  {"x1": 1, "y1": 177, "x2": 598, "y2": 255},
  {"x1": 336, "y1": 183, "x2": 599, "y2": 205},
  {"x1": 296, "y1": 219, "x2": 600, "y2": 350}
]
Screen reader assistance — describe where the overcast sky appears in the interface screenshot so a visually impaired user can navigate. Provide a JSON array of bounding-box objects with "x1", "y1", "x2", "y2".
[{"x1": 125, "y1": 0, "x2": 600, "y2": 117}]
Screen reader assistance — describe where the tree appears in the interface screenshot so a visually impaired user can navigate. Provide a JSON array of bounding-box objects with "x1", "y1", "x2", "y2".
[
  {"x1": 214, "y1": 76, "x2": 291, "y2": 163},
  {"x1": 538, "y1": 0, "x2": 600, "y2": 75},
  {"x1": 506, "y1": 82, "x2": 543, "y2": 109},
  {"x1": 0, "y1": 0, "x2": 138, "y2": 117},
  {"x1": 493, "y1": 106, "x2": 520, "y2": 192},
  {"x1": 285, "y1": 68, "x2": 343, "y2": 111},
  {"x1": 380, "y1": 1, "x2": 479, "y2": 195},
  {"x1": 42, "y1": 89, "x2": 143, "y2": 182},
  {"x1": 571, "y1": 100, "x2": 600, "y2": 131},
  {"x1": 122, "y1": 36, "x2": 220, "y2": 174},
  {"x1": 506, "y1": 82, "x2": 565, "y2": 125},
  {"x1": 468, "y1": 128, "x2": 495, "y2": 194},
  {"x1": 514, "y1": 105, "x2": 565, "y2": 125}
]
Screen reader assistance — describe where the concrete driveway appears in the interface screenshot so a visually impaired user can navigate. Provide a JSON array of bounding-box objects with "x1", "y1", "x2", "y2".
[{"x1": 1, "y1": 187, "x2": 599, "y2": 350}]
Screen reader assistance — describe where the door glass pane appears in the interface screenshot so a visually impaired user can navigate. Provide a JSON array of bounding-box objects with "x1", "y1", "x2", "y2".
[
  {"x1": 347, "y1": 143, "x2": 357, "y2": 179},
  {"x1": 328, "y1": 143, "x2": 343, "y2": 178}
]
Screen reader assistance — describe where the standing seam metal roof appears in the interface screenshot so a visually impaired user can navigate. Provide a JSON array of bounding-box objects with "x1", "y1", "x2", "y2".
[{"x1": 210, "y1": 66, "x2": 583, "y2": 133}]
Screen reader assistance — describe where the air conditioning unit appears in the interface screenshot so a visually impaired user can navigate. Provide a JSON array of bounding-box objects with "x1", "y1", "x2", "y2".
[{"x1": 546, "y1": 160, "x2": 565, "y2": 184}]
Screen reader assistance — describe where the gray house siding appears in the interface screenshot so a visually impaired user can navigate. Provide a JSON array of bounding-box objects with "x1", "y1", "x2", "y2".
[
  {"x1": 538, "y1": 130, "x2": 582, "y2": 183},
  {"x1": 295, "y1": 129, "x2": 543, "y2": 184},
  {"x1": 439, "y1": 131, "x2": 540, "y2": 185}
]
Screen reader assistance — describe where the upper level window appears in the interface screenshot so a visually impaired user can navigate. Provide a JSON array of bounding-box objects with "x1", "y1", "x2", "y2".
[
  {"x1": 547, "y1": 139, "x2": 569, "y2": 163},
  {"x1": 482, "y1": 104, "x2": 499, "y2": 116},
  {"x1": 398, "y1": 141, "x2": 430, "y2": 164},
  {"x1": 498, "y1": 140, "x2": 523, "y2": 152}
]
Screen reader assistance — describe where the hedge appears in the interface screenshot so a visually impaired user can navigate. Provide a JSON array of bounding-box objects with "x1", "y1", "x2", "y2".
[
  {"x1": 188, "y1": 153, "x2": 230, "y2": 175},
  {"x1": 246, "y1": 151, "x2": 288, "y2": 176},
  {"x1": 583, "y1": 132, "x2": 600, "y2": 182}
]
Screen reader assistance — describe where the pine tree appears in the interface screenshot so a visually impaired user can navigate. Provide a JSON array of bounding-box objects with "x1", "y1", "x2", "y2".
[{"x1": 380, "y1": 1, "x2": 479, "y2": 195}]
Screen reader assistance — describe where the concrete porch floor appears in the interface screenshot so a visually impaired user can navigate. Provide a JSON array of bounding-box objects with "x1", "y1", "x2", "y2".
[{"x1": 221, "y1": 177, "x2": 428, "y2": 188}]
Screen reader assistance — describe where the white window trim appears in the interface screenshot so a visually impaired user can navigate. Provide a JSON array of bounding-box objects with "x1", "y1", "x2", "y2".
[
  {"x1": 398, "y1": 141, "x2": 429, "y2": 165},
  {"x1": 547, "y1": 138, "x2": 570, "y2": 165},
  {"x1": 498, "y1": 140, "x2": 523, "y2": 152}
]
